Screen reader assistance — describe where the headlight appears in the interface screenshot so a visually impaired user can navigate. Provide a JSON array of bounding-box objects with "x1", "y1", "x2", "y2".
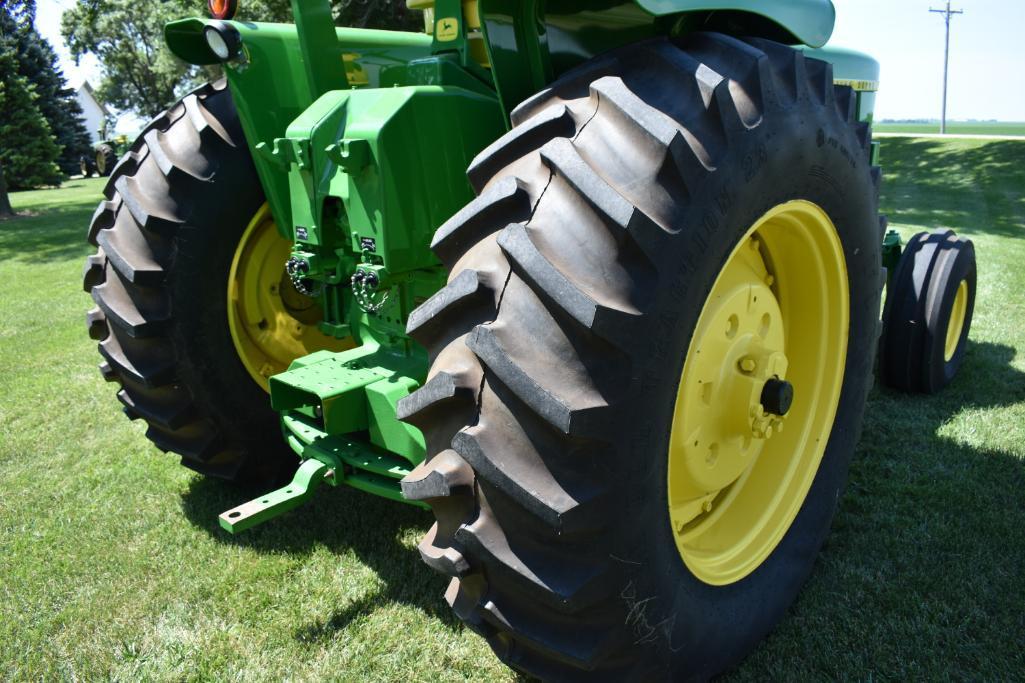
[{"x1": 204, "y1": 22, "x2": 242, "y2": 62}]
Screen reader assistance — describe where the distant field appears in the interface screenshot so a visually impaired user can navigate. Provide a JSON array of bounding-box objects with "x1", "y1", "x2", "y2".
[{"x1": 875, "y1": 121, "x2": 1025, "y2": 136}]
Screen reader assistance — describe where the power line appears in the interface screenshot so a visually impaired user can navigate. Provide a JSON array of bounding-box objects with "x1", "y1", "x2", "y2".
[{"x1": 929, "y1": 1, "x2": 964, "y2": 134}]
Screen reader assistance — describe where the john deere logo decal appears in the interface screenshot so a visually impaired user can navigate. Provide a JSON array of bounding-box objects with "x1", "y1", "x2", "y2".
[{"x1": 436, "y1": 17, "x2": 459, "y2": 41}]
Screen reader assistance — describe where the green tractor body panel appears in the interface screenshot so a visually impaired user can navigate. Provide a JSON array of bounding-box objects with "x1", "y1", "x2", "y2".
[
  {"x1": 162, "y1": 0, "x2": 880, "y2": 527},
  {"x1": 165, "y1": 18, "x2": 435, "y2": 233},
  {"x1": 803, "y1": 43, "x2": 881, "y2": 128}
]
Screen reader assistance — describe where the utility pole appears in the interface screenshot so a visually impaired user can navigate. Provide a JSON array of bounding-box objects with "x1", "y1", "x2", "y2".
[{"x1": 929, "y1": 1, "x2": 964, "y2": 134}]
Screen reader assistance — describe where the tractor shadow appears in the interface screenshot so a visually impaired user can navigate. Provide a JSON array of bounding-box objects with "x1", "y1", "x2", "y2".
[
  {"x1": 179, "y1": 471, "x2": 464, "y2": 640},
  {"x1": 181, "y1": 339, "x2": 1025, "y2": 678},
  {"x1": 730, "y1": 339, "x2": 1025, "y2": 679},
  {"x1": 879, "y1": 138, "x2": 1025, "y2": 241}
]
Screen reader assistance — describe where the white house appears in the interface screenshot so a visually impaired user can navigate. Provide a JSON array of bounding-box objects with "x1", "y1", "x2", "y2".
[{"x1": 74, "y1": 81, "x2": 109, "y2": 143}]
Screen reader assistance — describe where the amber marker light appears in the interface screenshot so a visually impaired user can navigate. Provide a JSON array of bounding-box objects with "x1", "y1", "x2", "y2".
[{"x1": 208, "y1": 0, "x2": 238, "y2": 20}]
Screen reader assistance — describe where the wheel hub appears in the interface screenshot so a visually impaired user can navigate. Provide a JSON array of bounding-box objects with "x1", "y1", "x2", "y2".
[
  {"x1": 668, "y1": 200, "x2": 849, "y2": 585},
  {"x1": 227, "y1": 204, "x2": 353, "y2": 391},
  {"x1": 944, "y1": 279, "x2": 968, "y2": 362},
  {"x1": 670, "y1": 236, "x2": 791, "y2": 511}
]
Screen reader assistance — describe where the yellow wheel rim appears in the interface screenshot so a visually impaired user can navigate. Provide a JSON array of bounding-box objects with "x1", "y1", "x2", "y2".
[
  {"x1": 944, "y1": 279, "x2": 968, "y2": 362},
  {"x1": 227, "y1": 204, "x2": 353, "y2": 392},
  {"x1": 667, "y1": 200, "x2": 849, "y2": 585}
]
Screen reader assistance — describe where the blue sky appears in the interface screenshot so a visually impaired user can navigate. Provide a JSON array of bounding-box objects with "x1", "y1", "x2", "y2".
[
  {"x1": 36, "y1": 0, "x2": 1025, "y2": 126},
  {"x1": 831, "y1": 0, "x2": 1025, "y2": 121}
]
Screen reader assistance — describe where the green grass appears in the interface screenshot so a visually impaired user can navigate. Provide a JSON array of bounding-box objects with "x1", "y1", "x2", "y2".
[
  {"x1": 875, "y1": 121, "x2": 1025, "y2": 136},
  {"x1": 2, "y1": 138, "x2": 1024, "y2": 680}
]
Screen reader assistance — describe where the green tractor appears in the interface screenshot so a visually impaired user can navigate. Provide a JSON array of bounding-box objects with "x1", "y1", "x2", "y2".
[
  {"x1": 82, "y1": 0, "x2": 977, "y2": 678},
  {"x1": 80, "y1": 133, "x2": 129, "y2": 178}
]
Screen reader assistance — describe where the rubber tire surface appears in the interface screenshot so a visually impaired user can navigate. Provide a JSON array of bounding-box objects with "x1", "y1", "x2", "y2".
[
  {"x1": 83, "y1": 80, "x2": 295, "y2": 483},
  {"x1": 96, "y1": 143, "x2": 118, "y2": 177},
  {"x1": 879, "y1": 229, "x2": 976, "y2": 393},
  {"x1": 399, "y1": 35, "x2": 882, "y2": 681}
]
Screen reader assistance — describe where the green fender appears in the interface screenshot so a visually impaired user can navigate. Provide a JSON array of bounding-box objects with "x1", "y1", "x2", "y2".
[
  {"x1": 636, "y1": 0, "x2": 835, "y2": 48},
  {"x1": 477, "y1": 0, "x2": 839, "y2": 116}
]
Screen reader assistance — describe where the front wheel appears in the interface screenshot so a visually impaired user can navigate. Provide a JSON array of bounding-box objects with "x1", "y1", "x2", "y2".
[
  {"x1": 879, "y1": 229, "x2": 976, "y2": 393},
  {"x1": 400, "y1": 35, "x2": 881, "y2": 680}
]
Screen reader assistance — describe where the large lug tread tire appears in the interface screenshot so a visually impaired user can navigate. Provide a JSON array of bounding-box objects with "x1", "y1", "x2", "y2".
[
  {"x1": 83, "y1": 80, "x2": 294, "y2": 483},
  {"x1": 402, "y1": 34, "x2": 882, "y2": 680},
  {"x1": 879, "y1": 229, "x2": 977, "y2": 393}
]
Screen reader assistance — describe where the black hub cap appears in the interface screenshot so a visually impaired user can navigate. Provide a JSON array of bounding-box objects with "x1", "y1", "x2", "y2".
[{"x1": 761, "y1": 377, "x2": 795, "y2": 416}]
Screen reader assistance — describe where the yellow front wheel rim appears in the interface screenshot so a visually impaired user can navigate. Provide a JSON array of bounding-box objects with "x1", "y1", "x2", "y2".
[
  {"x1": 227, "y1": 204, "x2": 352, "y2": 392},
  {"x1": 668, "y1": 200, "x2": 849, "y2": 585},
  {"x1": 944, "y1": 279, "x2": 968, "y2": 362}
]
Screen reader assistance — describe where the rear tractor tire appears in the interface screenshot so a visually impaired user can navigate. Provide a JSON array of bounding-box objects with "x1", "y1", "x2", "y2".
[
  {"x1": 82, "y1": 80, "x2": 341, "y2": 483},
  {"x1": 400, "y1": 35, "x2": 882, "y2": 680},
  {"x1": 879, "y1": 229, "x2": 976, "y2": 393}
]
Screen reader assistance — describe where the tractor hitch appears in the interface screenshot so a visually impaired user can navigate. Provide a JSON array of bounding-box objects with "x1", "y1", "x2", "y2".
[
  {"x1": 218, "y1": 458, "x2": 334, "y2": 533},
  {"x1": 218, "y1": 342, "x2": 431, "y2": 534}
]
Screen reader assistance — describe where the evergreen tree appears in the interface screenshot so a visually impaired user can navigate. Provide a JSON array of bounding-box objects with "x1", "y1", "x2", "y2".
[
  {"x1": 0, "y1": 159, "x2": 15, "y2": 218},
  {"x1": 0, "y1": 46, "x2": 62, "y2": 190},
  {"x1": 1, "y1": 5, "x2": 92, "y2": 175}
]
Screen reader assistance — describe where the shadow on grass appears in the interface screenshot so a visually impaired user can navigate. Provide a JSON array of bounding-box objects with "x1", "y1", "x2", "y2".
[
  {"x1": 880, "y1": 138, "x2": 1025, "y2": 240},
  {"x1": 734, "y1": 339, "x2": 1025, "y2": 678},
  {"x1": 179, "y1": 471, "x2": 464, "y2": 640},
  {"x1": 0, "y1": 180, "x2": 103, "y2": 263},
  {"x1": 180, "y1": 339, "x2": 1023, "y2": 677}
]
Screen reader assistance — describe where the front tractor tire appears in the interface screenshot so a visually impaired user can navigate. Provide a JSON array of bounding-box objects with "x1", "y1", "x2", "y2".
[
  {"x1": 400, "y1": 35, "x2": 881, "y2": 680},
  {"x1": 879, "y1": 229, "x2": 976, "y2": 393},
  {"x1": 82, "y1": 81, "x2": 311, "y2": 483}
]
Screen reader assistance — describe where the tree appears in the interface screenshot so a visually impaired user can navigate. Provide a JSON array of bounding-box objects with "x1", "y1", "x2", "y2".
[
  {"x1": 0, "y1": 8, "x2": 92, "y2": 176},
  {"x1": 245, "y1": 0, "x2": 423, "y2": 31},
  {"x1": 0, "y1": 8, "x2": 92, "y2": 175},
  {"x1": 0, "y1": 47, "x2": 62, "y2": 195},
  {"x1": 62, "y1": 0, "x2": 205, "y2": 118},
  {"x1": 0, "y1": 158, "x2": 14, "y2": 218},
  {"x1": 337, "y1": 0, "x2": 423, "y2": 31},
  {"x1": 62, "y1": 0, "x2": 423, "y2": 118}
]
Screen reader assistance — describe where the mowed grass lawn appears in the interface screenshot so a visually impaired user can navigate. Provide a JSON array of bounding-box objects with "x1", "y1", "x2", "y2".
[
  {"x1": 2, "y1": 137, "x2": 1024, "y2": 681},
  {"x1": 875, "y1": 121, "x2": 1025, "y2": 136}
]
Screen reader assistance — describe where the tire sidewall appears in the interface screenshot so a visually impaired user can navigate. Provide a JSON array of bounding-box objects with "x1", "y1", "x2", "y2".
[
  {"x1": 611, "y1": 98, "x2": 880, "y2": 677},
  {"x1": 168, "y1": 160, "x2": 288, "y2": 480}
]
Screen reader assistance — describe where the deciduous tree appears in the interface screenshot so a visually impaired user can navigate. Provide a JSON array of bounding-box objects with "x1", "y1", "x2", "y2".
[{"x1": 62, "y1": 0, "x2": 421, "y2": 118}]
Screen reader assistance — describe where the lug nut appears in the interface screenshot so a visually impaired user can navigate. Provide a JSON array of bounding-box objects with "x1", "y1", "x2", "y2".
[{"x1": 739, "y1": 357, "x2": 756, "y2": 373}]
